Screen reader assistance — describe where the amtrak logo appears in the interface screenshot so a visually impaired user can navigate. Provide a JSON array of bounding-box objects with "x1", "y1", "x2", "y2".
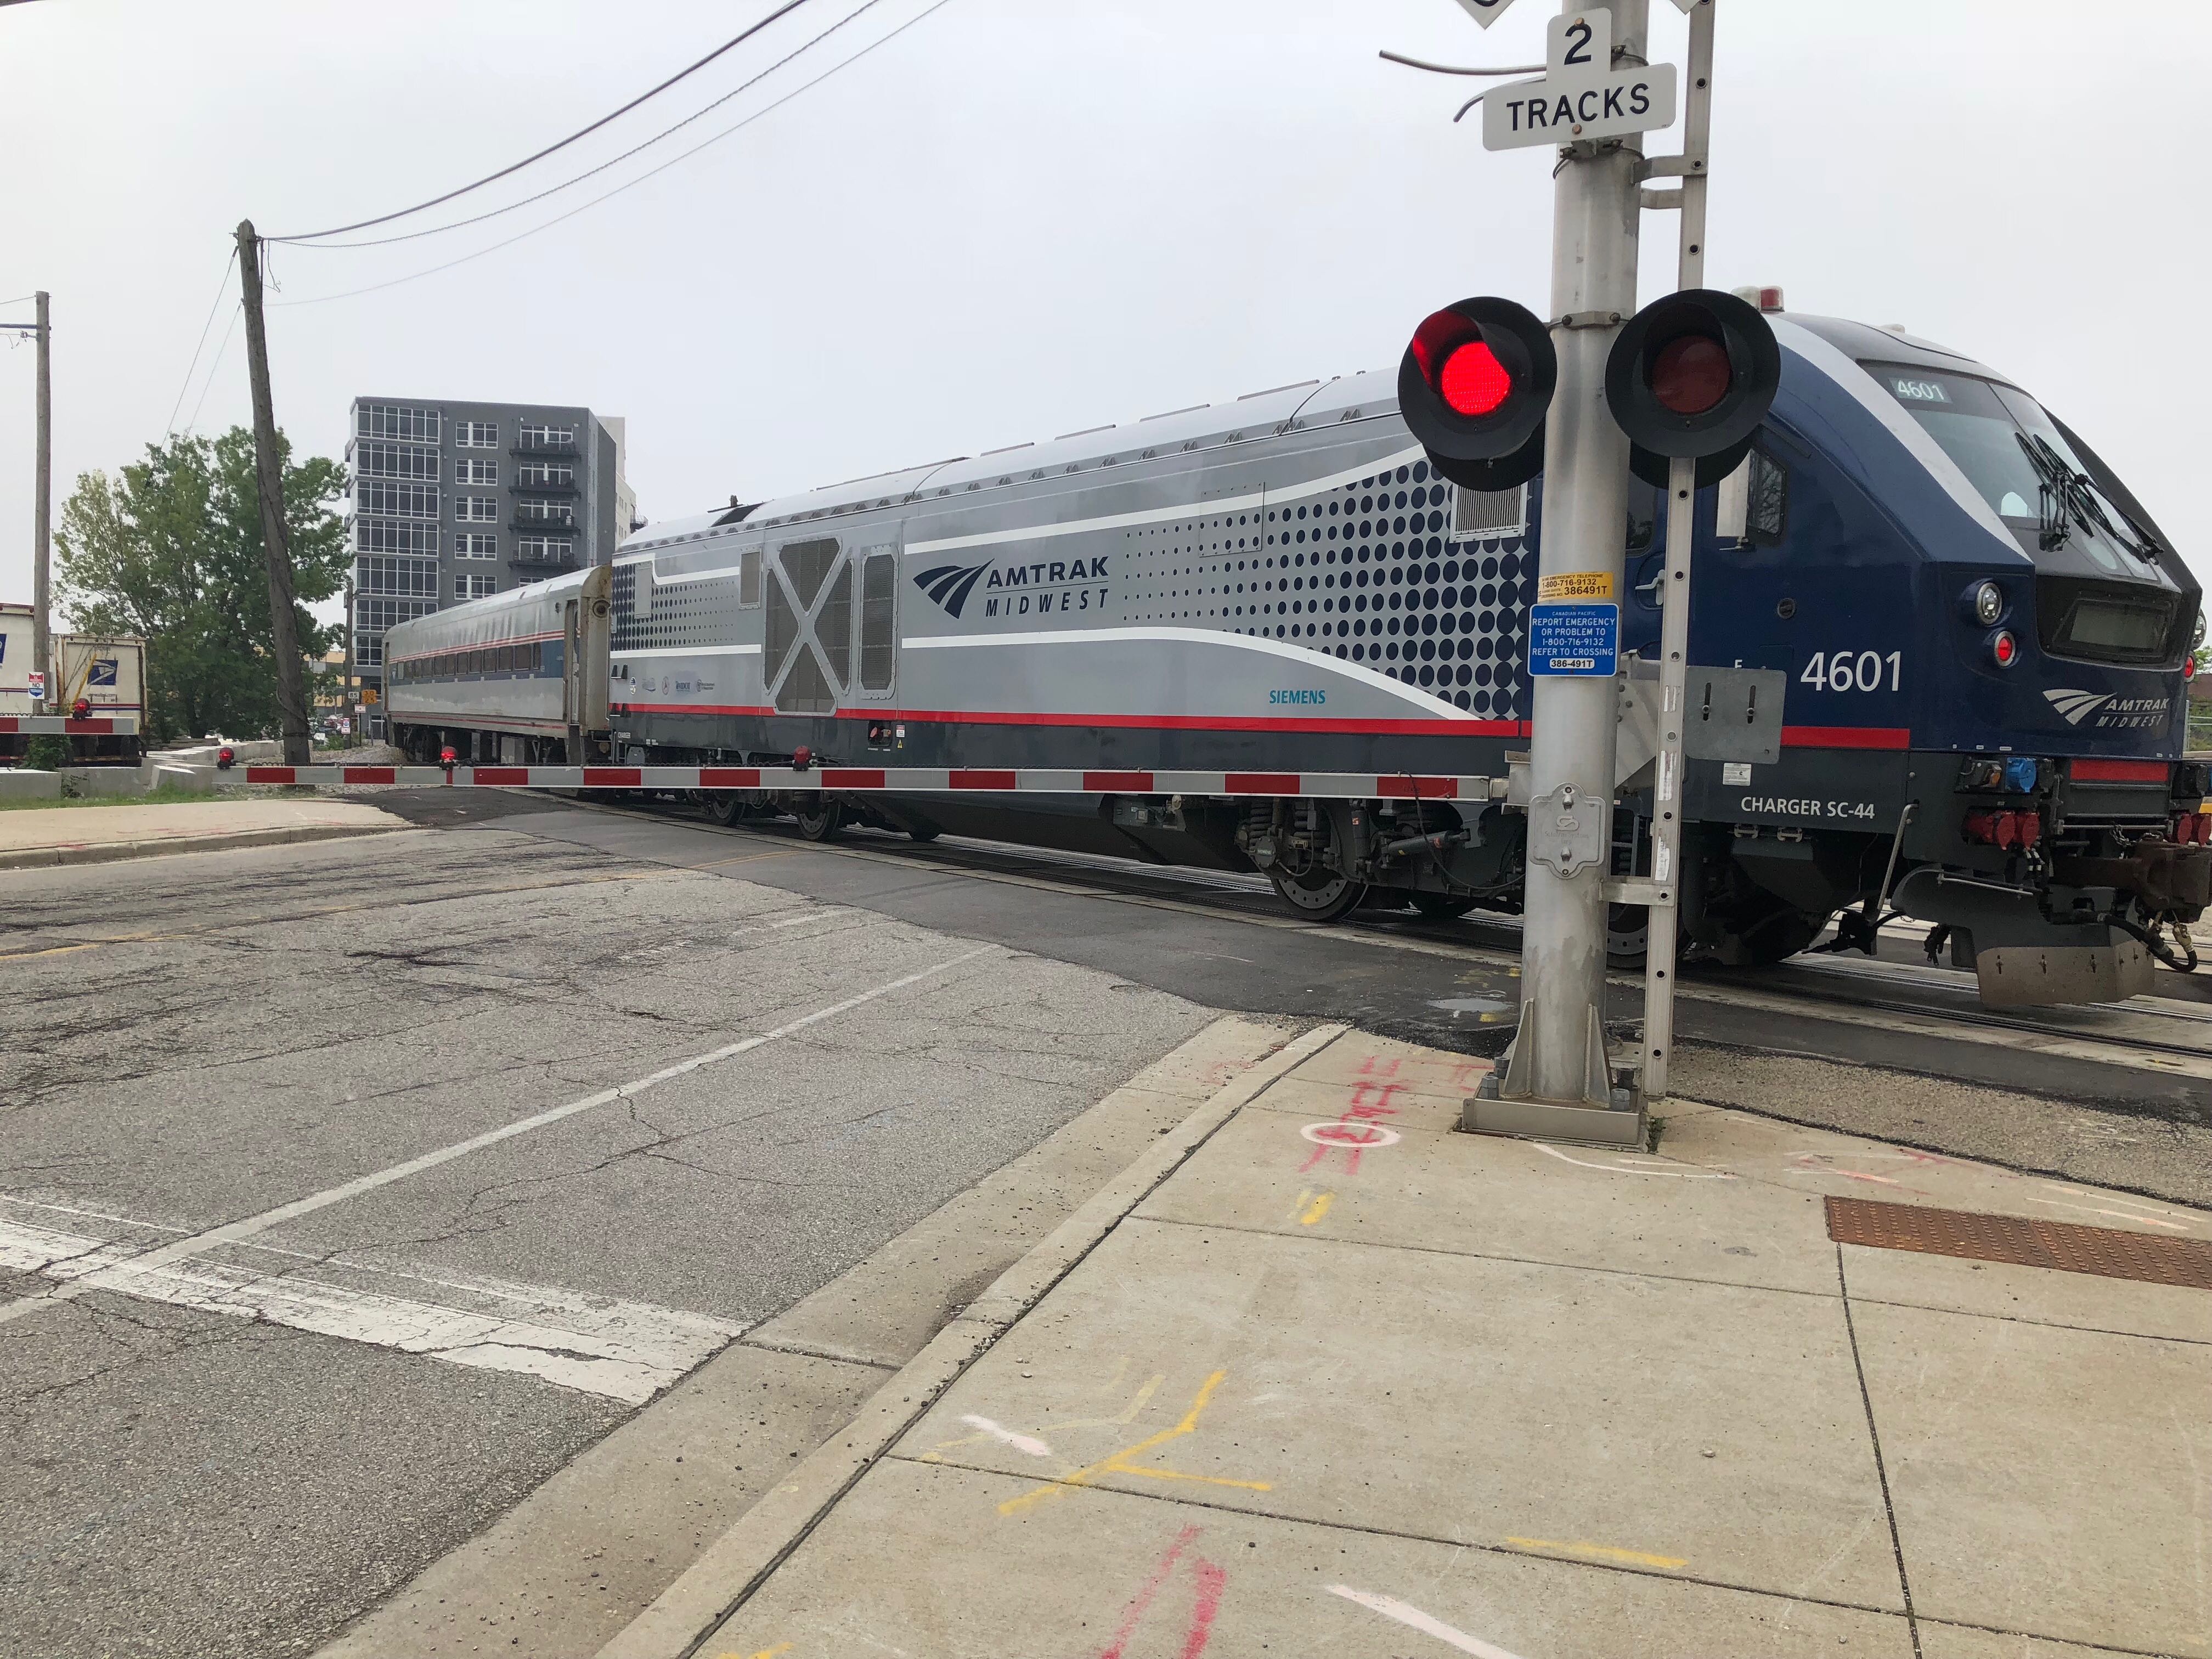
[
  {"x1": 914, "y1": 561, "x2": 991, "y2": 619},
  {"x1": 2045, "y1": 689, "x2": 2112, "y2": 726},
  {"x1": 2045, "y1": 686, "x2": 2169, "y2": 731}
]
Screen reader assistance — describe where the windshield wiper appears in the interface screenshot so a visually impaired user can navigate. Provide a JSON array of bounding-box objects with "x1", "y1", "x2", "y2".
[
  {"x1": 2015, "y1": 432, "x2": 2160, "y2": 563},
  {"x1": 2015, "y1": 432, "x2": 2073, "y2": 551}
]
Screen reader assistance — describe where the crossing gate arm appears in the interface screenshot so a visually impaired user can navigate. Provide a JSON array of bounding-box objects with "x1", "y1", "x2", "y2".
[
  {"x1": 242, "y1": 764, "x2": 1502, "y2": 801},
  {"x1": 0, "y1": 714, "x2": 140, "y2": 735}
]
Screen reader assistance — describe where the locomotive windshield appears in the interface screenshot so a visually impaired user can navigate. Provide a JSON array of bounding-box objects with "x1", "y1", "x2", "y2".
[
  {"x1": 1867, "y1": 360, "x2": 2188, "y2": 667},
  {"x1": 1866, "y1": 363, "x2": 2162, "y2": 577}
]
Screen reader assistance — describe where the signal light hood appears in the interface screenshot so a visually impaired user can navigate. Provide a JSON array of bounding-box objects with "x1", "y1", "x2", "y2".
[
  {"x1": 1605, "y1": 288, "x2": 1782, "y2": 490},
  {"x1": 1397, "y1": 296, "x2": 1556, "y2": 492}
]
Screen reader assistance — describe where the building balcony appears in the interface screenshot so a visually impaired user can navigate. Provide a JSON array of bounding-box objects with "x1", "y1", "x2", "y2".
[
  {"x1": 511, "y1": 473, "x2": 579, "y2": 494},
  {"x1": 511, "y1": 433, "x2": 578, "y2": 456},
  {"x1": 511, "y1": 512, "x2": 577, "y2": 533}
]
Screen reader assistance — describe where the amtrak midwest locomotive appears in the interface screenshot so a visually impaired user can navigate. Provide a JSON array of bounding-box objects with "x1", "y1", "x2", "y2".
[{"x1": 384, "y1": 300, "x2": 2208, "y2": 1007}]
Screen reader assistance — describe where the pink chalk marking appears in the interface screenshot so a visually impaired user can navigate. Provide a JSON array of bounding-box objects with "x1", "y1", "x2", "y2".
[
  {"x1": 1101, "y1": 1525, "x2": 1200, "y2": 1659},
  {"x1": 1326, "y1": 1586, "x2": 1530, "y2": 1659},
  {"x1": 1180, "y1": 1558, "x2": 1228, "y2": 1659}
]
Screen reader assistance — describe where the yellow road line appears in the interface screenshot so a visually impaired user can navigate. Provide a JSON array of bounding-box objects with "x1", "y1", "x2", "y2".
[
  {"x1": 1502, "y1": 1535, "x2": 1688, "y2": 1570},
  {"x1": 998, "y1": 1369, "x2": 1270, "y2": 1515}
]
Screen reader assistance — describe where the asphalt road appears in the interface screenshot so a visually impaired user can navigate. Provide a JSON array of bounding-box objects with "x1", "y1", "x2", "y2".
[
  {"x1": 7, "y1": 794, "x2": 2211, "y2": 1658},
  {"x1": 0, "y1": 826, "x2": 1217, "y2": 1658}
]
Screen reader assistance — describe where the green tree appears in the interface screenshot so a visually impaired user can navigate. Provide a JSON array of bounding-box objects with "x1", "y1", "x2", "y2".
[{"x1": 55, "y1": 427, "x2": 347, "y2": 743}]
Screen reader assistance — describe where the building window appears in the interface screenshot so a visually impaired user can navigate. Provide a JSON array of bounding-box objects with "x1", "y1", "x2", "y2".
[
  {"x1": 454, "y1": 533, "x2": 498, "y2": 560},
  {"x1": 455, "y1": 420, "x2": 498, "y2": 448},
  {"x1": 358, "y1": 597, "x2": 436, "y2": 631},
  {"x1": 518, "y1": 422, "x2": 575, "y2": 450},
  {"x1": 356, "y1": 404, "x2": 439, "y2": 443},
  {"x1": 455, "y1": 496, "x2": 499, "y2": 523},
  {"x1": 359, "y1": 556, "x2": 438, "y2": 597},
  {"x1": 515, "y1": 461, "x2": 575, "y2": 487},
  {"x1": 354, "y1": 441, "x2": 439, "y2": 481},
  {"x1": 354, "y1": 631, "x2": 383, "y2": 667},
  {"x1": 514, "y1": 499, "x2": 574, "y2": 524},
  {"x1": 456, "y1": 574, "x2": 497, "y2": 600},
  {"x1": 358, "y1": 481, "x2": 439, "y2": 519},
  {"x1": 515, "y1": 536, "x2": 574, "y2": 563},
  {"x1": 455, "y1": 458, "x2": 498, "y2": 486},
  {"x1": 354, "y1": 519, "x2": 437, "y2": 555}
]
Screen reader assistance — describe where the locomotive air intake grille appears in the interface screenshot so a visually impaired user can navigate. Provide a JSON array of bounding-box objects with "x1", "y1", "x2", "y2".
[{"x1": 1825, "y1": 1196, "x2": 2212, "y2": 1290}]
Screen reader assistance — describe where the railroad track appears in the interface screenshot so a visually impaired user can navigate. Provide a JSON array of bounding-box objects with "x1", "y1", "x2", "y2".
[{"x1": 556, "y1": 792, "x2": 2212, "y2": 1087}]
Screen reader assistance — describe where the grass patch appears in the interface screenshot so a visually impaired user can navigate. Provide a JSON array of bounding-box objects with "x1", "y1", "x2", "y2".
[{"x1": 0, "y1": 780, "x2": 222, "y2": 812}]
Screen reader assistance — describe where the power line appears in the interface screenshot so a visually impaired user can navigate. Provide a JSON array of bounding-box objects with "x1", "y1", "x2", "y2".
[
  {"x1": 295, "y1": 0, "x2": 890, "y2": 251},
  {"x1": 183, "y1": 303, "x2": 242, "y2": 436},
  {"x1": 165, "y1": 248, "x2": 239, "y2": 435},
  {"x1": 275, "y1": 0, "x2": 957, "y2": 309},
  {"x1": 269, "y1": 0, "x2": 820, "y2": 243}
]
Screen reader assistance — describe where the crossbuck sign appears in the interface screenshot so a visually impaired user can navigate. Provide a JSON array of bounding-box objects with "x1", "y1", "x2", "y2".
[{"x1": 1481, "y1": 10, "x2": 1678, "y2": 151}]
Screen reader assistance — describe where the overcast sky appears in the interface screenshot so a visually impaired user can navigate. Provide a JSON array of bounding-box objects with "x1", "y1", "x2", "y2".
[{"x1": 2, "y1": 0, "x2": 2205, "y2": 624}]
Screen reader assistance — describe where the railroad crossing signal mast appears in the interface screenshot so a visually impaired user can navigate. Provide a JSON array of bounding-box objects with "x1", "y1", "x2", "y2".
[{"x1": 1398, "y1": 0, "x2": 1776, "y2": 1143}]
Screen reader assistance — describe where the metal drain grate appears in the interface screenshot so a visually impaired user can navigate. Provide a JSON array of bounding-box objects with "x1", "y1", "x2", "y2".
[{"x1": 1826, "y1": 1196, "x2": 2212, "y2": 1290}]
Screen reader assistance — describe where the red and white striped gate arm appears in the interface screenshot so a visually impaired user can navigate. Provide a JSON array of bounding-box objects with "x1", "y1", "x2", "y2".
[
  {"x1": 0, "y1": 714, "x2": 140, "y2": 735},
  {"x1": 244, "y1": 763, "x2": 1500, "y2": 801}
]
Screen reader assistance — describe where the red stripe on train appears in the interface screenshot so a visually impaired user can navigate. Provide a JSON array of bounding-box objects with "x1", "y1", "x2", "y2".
[
  {"x1": 1780, "y1": 725, "x2": 1911, "y2": 751},
  {"x1": 2070, "y1": 757, "x2": 2169, "y2": 783}
]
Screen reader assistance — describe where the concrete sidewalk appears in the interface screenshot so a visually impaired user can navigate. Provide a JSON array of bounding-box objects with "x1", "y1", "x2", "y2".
[
  {"x1": 616, "y1": 1029, "x2": 2212, "y2": 1659},
  {"x1": 0, "y1": 795, "x2": 408, "y2": 869}
]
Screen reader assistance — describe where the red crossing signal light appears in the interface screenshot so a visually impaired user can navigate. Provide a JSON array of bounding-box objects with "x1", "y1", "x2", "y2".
[
  {"x1": 1604, "y1": 288, "x2": 1781, "y2": 487},
  {"x1": 1398, "y1": 296, "x2": 1556, "y2": 492}
]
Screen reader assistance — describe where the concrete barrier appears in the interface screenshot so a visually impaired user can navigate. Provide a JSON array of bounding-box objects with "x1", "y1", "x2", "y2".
[
  {"x1": 63, "y1": 766, "x2": 148, "y2": 799},
  {"x1": 148, "y1": 764, "x2": 216, "y2": 795},
  {"x1": 0, "y1": 769, "x2": 62, "y2": 803}
]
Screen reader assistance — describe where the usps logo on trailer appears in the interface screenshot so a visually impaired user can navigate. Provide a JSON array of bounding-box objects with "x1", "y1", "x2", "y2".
[{"x1": 89, "y1": 658, "x2": 119, "y2": 686}]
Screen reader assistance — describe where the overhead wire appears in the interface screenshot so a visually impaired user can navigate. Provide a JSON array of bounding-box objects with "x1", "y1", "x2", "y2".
[
  {"x1": 275, "y1": 0, "x2": 957, "y2": 309},
  {"x1": 268, "y1": 0, "x2": 820, "y2": 242},
  {"x1": 183, "y1": 303, "x2": 242, "y2": 435},
  {"x1": 295, "y1": 0, "x2": 891, "y2": 251},
  {"x1": 165, "y1": 247, "x2": 239, "y2": 435}
]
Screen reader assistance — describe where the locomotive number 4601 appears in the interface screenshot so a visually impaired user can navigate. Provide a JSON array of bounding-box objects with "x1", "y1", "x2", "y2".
[{"x1": 1800, "y1": 650, "x2": 1903, "y2": 693}]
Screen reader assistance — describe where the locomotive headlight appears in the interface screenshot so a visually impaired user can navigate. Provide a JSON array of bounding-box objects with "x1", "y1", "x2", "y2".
[
  {"x1": 1973, "y1": 581, "x2": 2004, "y2": 626},
  {"x1": 2194, "y1": 609, "x2": 2207, "y2": 651}
]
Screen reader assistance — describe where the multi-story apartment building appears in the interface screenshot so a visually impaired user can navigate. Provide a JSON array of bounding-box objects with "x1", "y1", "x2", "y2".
[{"x1": 346, "y1": 398, "x2": 637, "y2": 728}]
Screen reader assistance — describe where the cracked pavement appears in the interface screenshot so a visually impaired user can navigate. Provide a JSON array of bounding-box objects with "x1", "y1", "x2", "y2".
[{"x1": 0, "y1": 826, "x2": 1217, "y2": 1658}]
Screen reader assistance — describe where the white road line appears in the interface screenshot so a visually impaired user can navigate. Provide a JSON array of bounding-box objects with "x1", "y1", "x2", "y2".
[
  {"x1": 0, "y1": 946, "x2": 996, "y2": 1333},
  {"x1": 0, "y1": 1214, "x2": 740, "y2": 1404}
]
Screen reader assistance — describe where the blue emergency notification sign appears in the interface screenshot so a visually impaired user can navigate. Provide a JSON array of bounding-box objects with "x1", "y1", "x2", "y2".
[{"x1": 1527, "y1": 602, "x2": 1620, "y2": 676}]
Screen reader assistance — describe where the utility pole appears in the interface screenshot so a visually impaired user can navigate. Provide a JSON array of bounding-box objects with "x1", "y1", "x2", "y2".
[
  {"x1": 1488, "y1": 0, "x2": 1650, "y2": 1127},
  {"x1": 235, "y1": 221, "x2": 312, "y2": 765},
  {"x1": 342, "y1": 574, "x2": 356, "y2": 749},
  {"x1": 32, "y1": 291, "x2": 50, "y2": 715}
]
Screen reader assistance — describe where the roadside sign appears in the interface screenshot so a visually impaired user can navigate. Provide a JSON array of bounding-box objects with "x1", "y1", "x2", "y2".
[
  {"x1": 338, "y1": 717, "x2": 352, "y2": 734},
  {"x1": 1527, "y1": 602, "x2": 1620, "y2": 676},
  {"x1": 27, "y1": 669, "x2": 43, "y2": 700},
  {"x1": 1482, "y1": 11, "x2": 1677, "y2": 153},
  {"x1": 1451, "y1": 0, "x2": 1519, "y2": 26}
]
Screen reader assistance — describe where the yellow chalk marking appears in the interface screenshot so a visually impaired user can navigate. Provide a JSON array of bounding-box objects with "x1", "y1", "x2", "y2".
[
  {"x1": 1504, "y1": 1536, "x2": 1688, "y2": 1570},
  {"x1": 1298, "y1": 1190, "x2": 1334, "y2": 1226},
  {"x1": 999, "y1": 1370, "x2": 1271, "y2": 1515},
  {"x1": 716, "y1": 1645, "x2": 792, "y2": 1658}
]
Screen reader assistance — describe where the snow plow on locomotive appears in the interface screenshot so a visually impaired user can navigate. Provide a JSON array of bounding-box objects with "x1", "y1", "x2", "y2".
[{"x1": 390, "y1": 301, "x2": 2204, "y2": 1009}]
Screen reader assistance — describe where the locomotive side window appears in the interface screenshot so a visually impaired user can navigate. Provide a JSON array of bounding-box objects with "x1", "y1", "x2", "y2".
[
  {"x1": 740, "y1": 548, "x2": 762, "y2": 607},
  {"x1": 859, "y1": 551, "x2": 896, "y2": 693},
  {"x1": 1746, "y1": 450, "x2": 1788, "y2": 546}
]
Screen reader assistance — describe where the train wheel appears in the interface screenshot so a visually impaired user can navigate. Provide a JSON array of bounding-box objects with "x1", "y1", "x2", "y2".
[
  {"x1": 1410, "y1": 893, "x2": 1480, "y2": 921},
  {"x1": 1267, "y1": 866, "x2": 1368, "y2": 923},
  {"x1": 1713, "y1": 896, "x2": 1832, "y2": 966},
  {"x1": 907, "y1": 825, "x2": 942, "y2": 843},
  {"x1": 706, "y1": 792, "x2": 747, "y2": 827},
  {"x1": 1606, "y1": 903, "x2": 1652, "y2": 971},
  {"x1": 794, "y1": 799, "x2": 844, "y2": 842}
]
